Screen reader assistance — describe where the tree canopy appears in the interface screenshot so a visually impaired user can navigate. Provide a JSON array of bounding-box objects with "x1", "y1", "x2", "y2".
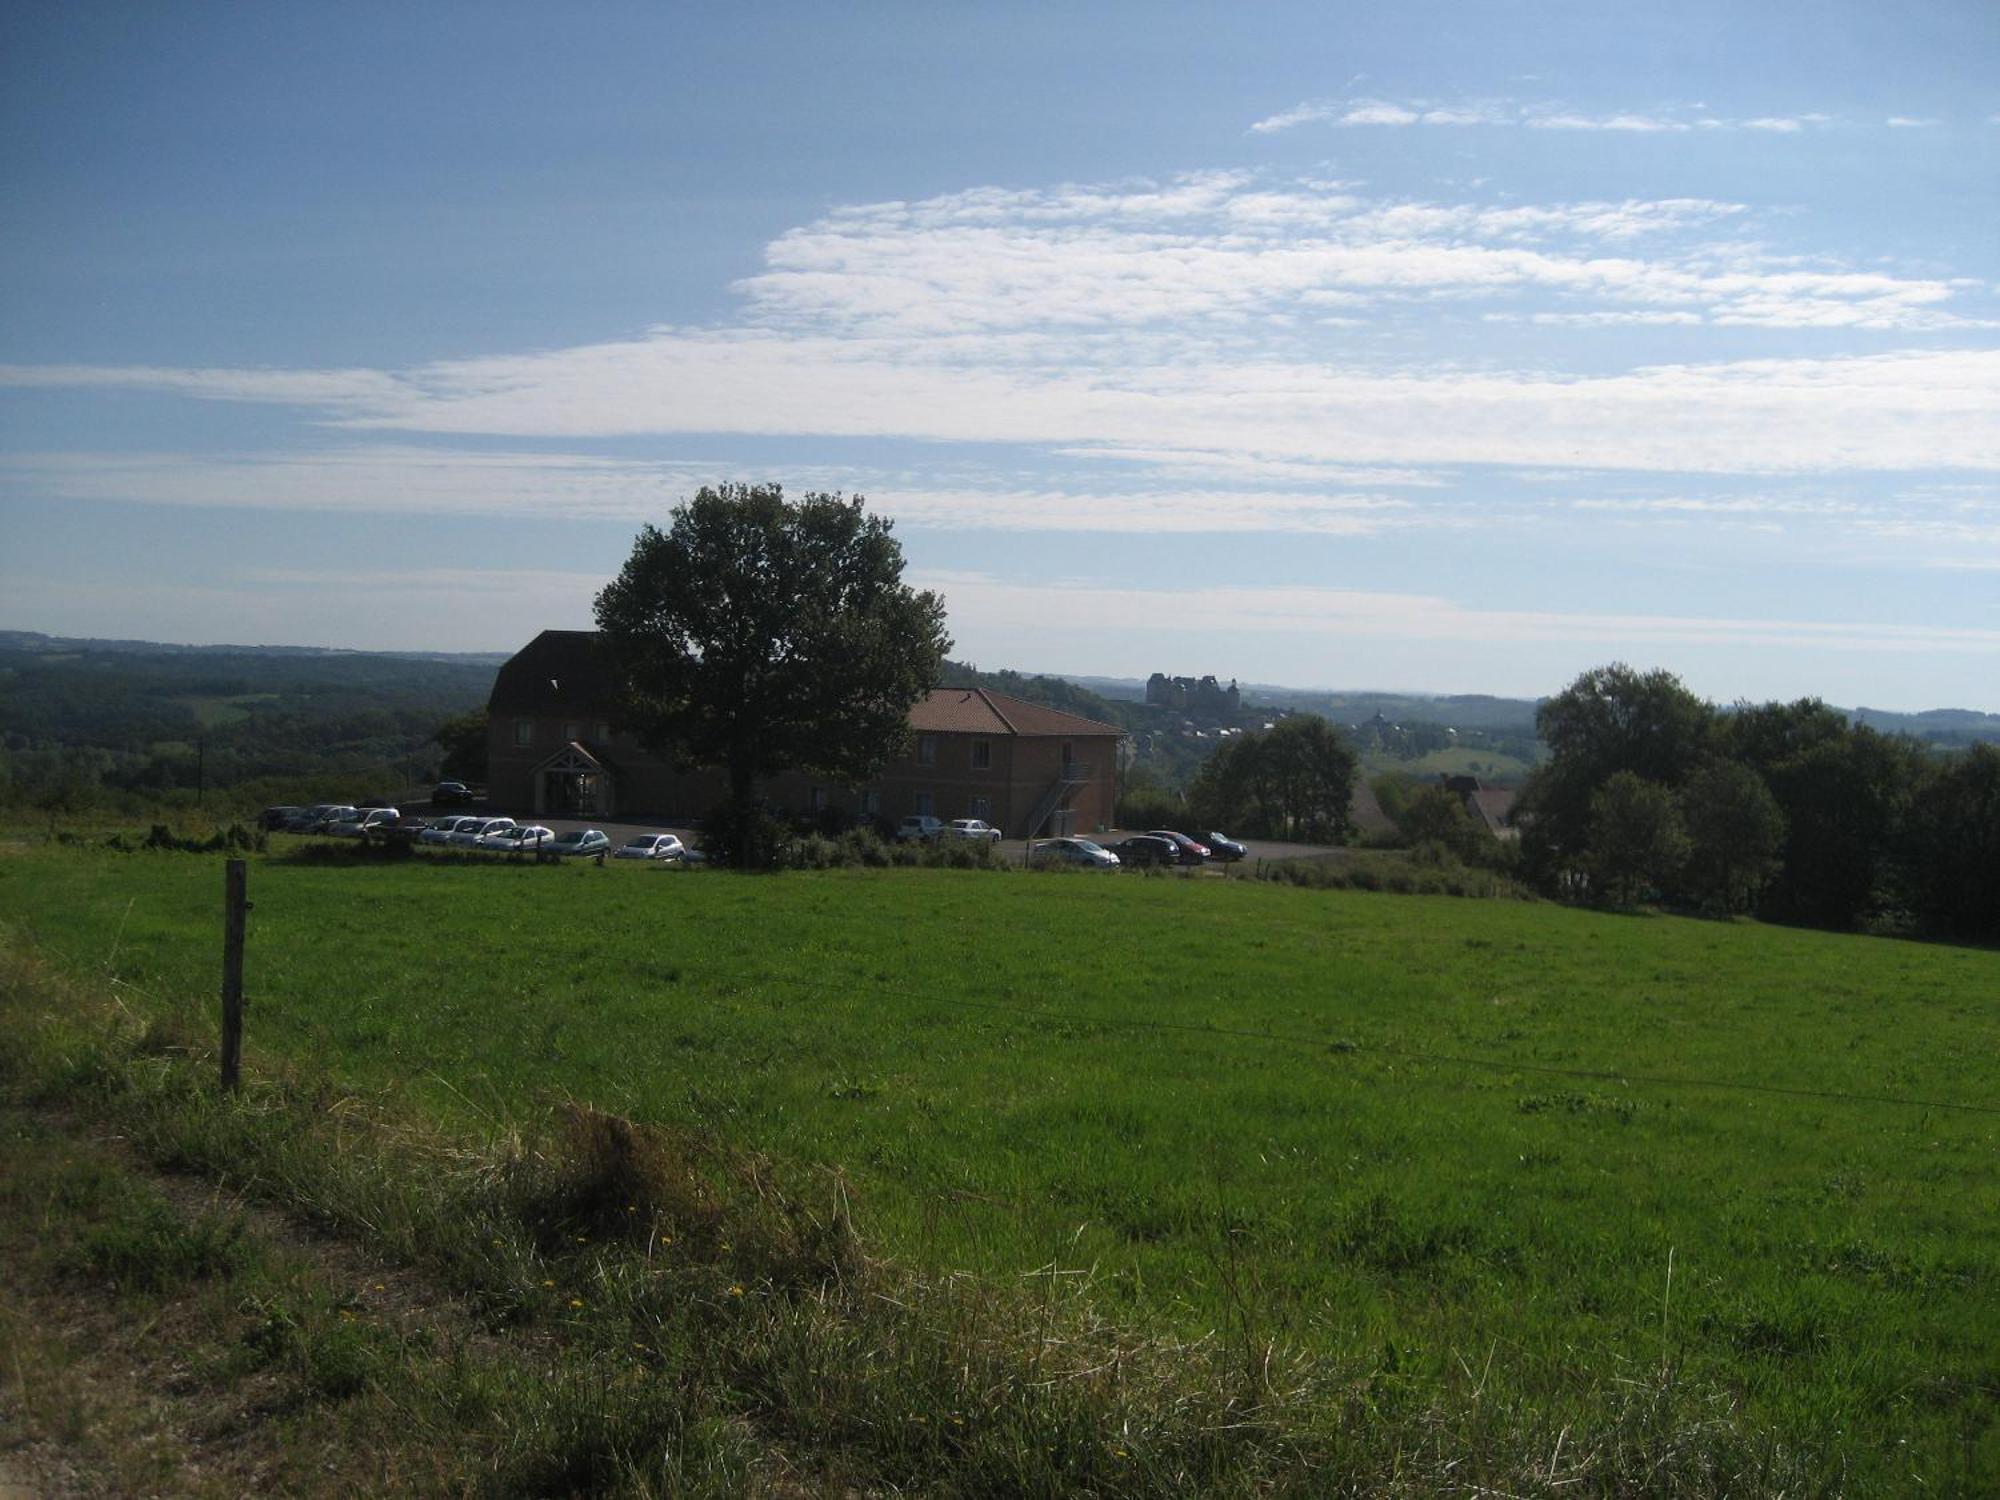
[
  {"x1": 594, "y1": 485, "x2": 950, "y2": 853},
  {"x1": 1514, "y1": 663, "x2": 1997, "y2": 940},
  {"x1": 1188, "y1": 715, "x2": 1357, "y2": 844}
]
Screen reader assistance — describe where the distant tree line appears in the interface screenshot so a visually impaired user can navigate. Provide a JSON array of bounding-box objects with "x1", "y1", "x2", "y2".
[
  {"x1": 1516, "y1": 663, "x2": 2000, "y2": 941},
  {"x1": 0, "y1": 644, "x2": 494, "y2": 814}
]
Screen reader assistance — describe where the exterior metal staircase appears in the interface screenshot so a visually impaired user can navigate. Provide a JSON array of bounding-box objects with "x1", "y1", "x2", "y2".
[{"x1": 1023, "y1": 761, "x2": 1092, "y2": 840}]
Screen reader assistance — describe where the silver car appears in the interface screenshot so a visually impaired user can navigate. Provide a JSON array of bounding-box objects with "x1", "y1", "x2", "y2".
[
  {"x1": 614, "y1": 833, "x2": 686, "y2": 862},
  {"x1": 451, "y1": 816, "x2": 517, "y2": 848}
]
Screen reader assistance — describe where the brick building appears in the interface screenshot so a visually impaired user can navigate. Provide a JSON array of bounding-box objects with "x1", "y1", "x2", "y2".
[{"x1": 486, "y1": 630, "x2": 1124, "y2": 837}]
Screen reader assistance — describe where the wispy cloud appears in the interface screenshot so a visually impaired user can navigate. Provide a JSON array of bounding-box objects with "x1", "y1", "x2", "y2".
[
  {"x1": 1, "y1": 447, "x2": 730, "y2": 519},
  {"x1": 921, "y1": 574, "x2": 2000, "y2": 654},
  {"x1": 4, "y1": 172, "x2": 1996, "y2": 511},
  {"x1": 6, "y1": 344, "x2": 1998, "y2": 477},
  {"x1": 1251, "y1": 96, "x2": 1851, "y2": 136}
]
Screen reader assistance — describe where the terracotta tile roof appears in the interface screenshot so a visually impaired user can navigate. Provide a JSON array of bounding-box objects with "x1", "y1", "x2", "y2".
[
  {"x1": 492, "y1": 634, "x2": 1125, "y2": 740},
  {"x1": 909, "y1": 687, "x2": 1124, "y2": 738}
]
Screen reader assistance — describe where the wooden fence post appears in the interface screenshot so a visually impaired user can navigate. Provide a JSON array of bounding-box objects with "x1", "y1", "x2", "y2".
[{"x1": 221, "y1": 858, "x2": 247, "y2": 1093}]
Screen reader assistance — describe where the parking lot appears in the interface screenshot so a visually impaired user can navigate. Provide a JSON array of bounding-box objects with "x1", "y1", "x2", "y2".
[{"x1": 403, "y1": 802, "x2": 1345, "y2": 868}]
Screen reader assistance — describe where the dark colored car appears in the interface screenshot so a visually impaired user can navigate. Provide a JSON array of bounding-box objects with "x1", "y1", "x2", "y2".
[
  {"x1": 1107, "y1": 835, "x2": 1179, "y2": 868},
  {"x1": 1203, "y1": 831, "x2": 1248, "y2": 862},
  {"x1": 260, "y1": 805, "x2": 302, "y2": 831},
  {"x1": 432, "y1": 781, "x2": 475, "y2": 807},
  {"x1": 1147, "y1": 829, "x2": 1211, "y2": 865}
]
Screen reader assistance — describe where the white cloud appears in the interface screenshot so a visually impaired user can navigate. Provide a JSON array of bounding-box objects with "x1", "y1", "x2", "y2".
[
  {"x1": 1249, "y1": 101, "x2": 1342, "y2": 134},
  {"x1": 1885, "y1": 116, "x2": 1940, "y2": 129},
  {"x1": 1247, "y1": 96, "x2": 1853, "y2": 136},
  {"x1": 1527, "y1": 111, "x2": 1689, "y2": 133},
  {"x1": 1, "y1": 447, "x2": 729, "y2": 519},
  {"x1": 7, "y1": 342, "x2": 1999, "y2": 477},
  {"x1": 921, "y1": 574, "x2": 2000, "y2": 654},
  {"x1": 4, "y1": 171, "x2": 1996, "y2": 506}
]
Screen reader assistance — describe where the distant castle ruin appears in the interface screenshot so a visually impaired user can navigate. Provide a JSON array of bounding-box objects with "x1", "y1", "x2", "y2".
[{"x1": 1146, "y1": 672, "x2": 1241, "y2": 717}]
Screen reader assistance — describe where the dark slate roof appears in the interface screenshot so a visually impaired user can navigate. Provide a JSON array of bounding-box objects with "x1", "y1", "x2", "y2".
[{"x1": 487, "y1": 630, "x2": 620, "y2": 716}]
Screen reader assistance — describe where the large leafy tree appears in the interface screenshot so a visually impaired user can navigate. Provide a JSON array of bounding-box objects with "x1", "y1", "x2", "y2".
[
  {"x1": 594, "y1": 485, "x2": 950, "y2": 855},
  {"x1": 431, "y1": 709, "x2": 489, "y2": 783},
  {"x1": 1189, "y1": 714, "x2": 1357, "y2": 843},
  {"x1": 1676, "y1": 758, "x2": 1786, "y2": 914},
  {"x1": 1902, "y1": 743, "x2": 2000, "y2": 941},
  {"x1": 1588, "y1": 771, "x2": 1689, "y2": 906},
  {"x1": 1518, "y1": 664, "x2": 1713, "y2": 888}
]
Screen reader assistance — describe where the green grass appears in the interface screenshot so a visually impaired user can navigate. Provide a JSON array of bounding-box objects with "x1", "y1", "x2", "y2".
[
  {"x1": 1365, "y1": 745, "x2": 1538, "y2": 782},
  {"x1": 3, "y1": 837, "x2": 1996, "y2": 1492}
]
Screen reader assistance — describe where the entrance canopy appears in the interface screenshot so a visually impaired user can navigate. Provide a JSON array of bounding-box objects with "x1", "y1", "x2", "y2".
[{"x1": 532, "y1": 741, "x2": 616, "y2": 817}]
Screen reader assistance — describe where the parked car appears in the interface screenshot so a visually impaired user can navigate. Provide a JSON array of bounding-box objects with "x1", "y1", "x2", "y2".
[
  {"x1": 328, "y1": 807, "x2": 401, "y2": 838},
  {"x1": 895, "y1": 815, "x2": 944, "y2": 842},
  {"x1": 1148, "y1": 829, "x2": 1212, "y2": 865},
  {"x1": 431, "y1": 781, "x2": 475, "y2": 807},
  {"x1": 282, "y1": 804, "x2": 336, "y2": 832},
  {"x1": 420, "y1": 814, "x2": 481, "y2": 845},
  {"x1": 549, "y1": 829, "x2": 611, "y2": 857},
  {"x1": 941, "y1": 818, "x2": 1002, "y2": 843},
  {"x1": 451, "y1": 816, "x2": 517, "y2": 848},
  {"x1": 1029, "y1": 837, "x2": 1120, "y2": 869},
  {"x1": 615, "y1": 833, "x2": 686, "y2": 862},
  {"x1": 1106, "y1": 834, "x2": 1179, "y2": 868},
  {"x1": 1203, "y1": 831, "x2": 1247, "y2": 862},
  {"x1": 308, "y1": 805, "x2": 360, "y2": 833},
  {"x1": 260, "y1": 805, "x2": 302, "y2": 831},
  {"x1": 481, "y1": 824, "x2": 554, "y2": 853}
]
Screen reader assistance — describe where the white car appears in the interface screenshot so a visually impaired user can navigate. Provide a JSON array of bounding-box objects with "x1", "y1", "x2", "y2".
[
  {"x1": 549, "y1": 829, "x2": 611, "y2": 857},
  {"x1": 895, "y1": 815, "x2": 944, "y2": 842},
  {"x1": 614, "y1": 833, "x2": 686, "y2": 862},
  {"x1": 420, "y1": 815, "x2": 482, "y2": 845},
  {"x1": 1030, "y1": 837, "x2": 1120, "y2": 869},
  {"x1": 941, "y1": 818, "x2": 1001, "y2": 843},
  {"x1": 481, "y1": 824, "x2": 555, "y2": 852},
  {"x1": 451, "y1": 816, "x2": 517, "y2": 848}
]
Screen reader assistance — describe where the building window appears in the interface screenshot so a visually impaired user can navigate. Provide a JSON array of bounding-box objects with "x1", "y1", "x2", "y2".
[
  {"x1": 916, "y1": 790, "x2": 934, "y2": 817},
  {"x1": 862, "y1": 789, "x2": 880, "y2": 815},
  {"x1": 1062, "y1": 740, "x2": 1075, "y2": 768},
  {"x1": 809, "y1": 786, "x2": 828, "y2": 812},
  {"x1": 593, "y1": 722, "x2": 610, "y2": 742},
  {"x1": 514, "y1": 720, "x2": 534, "y2": 747},
  {"x1": 917, "y1": 734, "x2": 938, "y2": 766},
  {"x1": 969, "y1": 795, "x2": 991, "y2": 819},
  {"x1": 563, "y1": 722, "x2": 580, "y2": 743},
  {"x1": 971, "y1": 738, "x2": 992, "y2": 769}
]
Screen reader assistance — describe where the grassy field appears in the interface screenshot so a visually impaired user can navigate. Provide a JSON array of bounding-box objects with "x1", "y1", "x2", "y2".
[
  {"x1": 1364, "y1": 745, "x2": 1538, "y2": 782},
  {"x1": 3, "y1": 837, "x2": 1996, "y2": 1492}
]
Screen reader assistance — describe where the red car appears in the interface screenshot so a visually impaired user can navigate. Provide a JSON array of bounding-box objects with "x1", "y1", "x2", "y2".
[{"x1": 1147, "y1": 830, "x2": 1211, "y2": 865}]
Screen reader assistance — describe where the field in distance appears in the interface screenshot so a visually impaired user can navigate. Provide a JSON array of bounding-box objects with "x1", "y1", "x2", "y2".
[{"x1": 3, "y1": 843, "x2": 1995, "y2": 1490}]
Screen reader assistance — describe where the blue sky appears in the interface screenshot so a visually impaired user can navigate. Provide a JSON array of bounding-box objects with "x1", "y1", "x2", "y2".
[{"x1": 3, "y1": 1, "x2": 1997, "y2": 710}]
